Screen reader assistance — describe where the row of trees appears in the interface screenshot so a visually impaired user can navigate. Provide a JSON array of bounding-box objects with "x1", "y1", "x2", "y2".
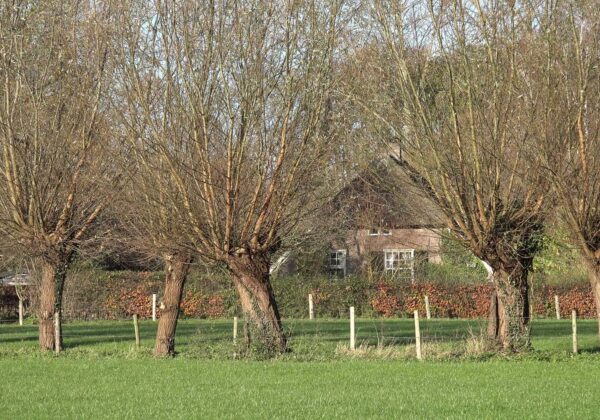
[
  {"x1": 0, "y1": 0, "x2": 346, "y2": 356},
  {"x1": 363, "y1": 0, "x2": 600, "y2": 350},
  {"x1": 0, "y1": 0, "x2": 598, "y2": 356}
]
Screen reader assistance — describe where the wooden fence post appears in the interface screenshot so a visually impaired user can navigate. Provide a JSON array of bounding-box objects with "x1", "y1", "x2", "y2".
[
  {"x1": 424, "y1": 296, "x2": 431, "y2": 320},
  {"x1": 414, "y1": 310, "x2": 422, "y2": 360},
  {"x1": 133, "y1": 314, "x2": 140, "y2": 347},
  {"x1": 15, "y1": 285, "x2": 25, "y2": 326},
  {"x1": 555, "y1": 295, "x2": 560, "y2": 320},
  {"x1": 350, "y1": 306, "x2": 355, "y2": 350},
  {"x1": 309, "y1": 294, "x2": 314, "y2": 320},
  {"x1": 54, "y1": 313, "x2": 61, "y2": 354},
  {"x1": 18, "y1": 298, "x2": 23, "y2": 326},
  {"x1": 529, "y1": 303, "x2": 533, "y2": 322},
  {"x1": 233, "y1": 316, "x2": 238, "y2": 344},
  {"x1": 572, "y1": 310, "x2": 578, "y2": 354},
  {"x1": 152, "y1": 294, "x2": 157, "y2": 322}
]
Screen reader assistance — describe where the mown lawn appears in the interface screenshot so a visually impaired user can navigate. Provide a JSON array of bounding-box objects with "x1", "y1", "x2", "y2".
[
  {"x1": 1, "y1": 318, "x2": 599, "y2": 419},
  {"x1": 2, "y1": 317, "x2": 598, "y2": 356},
  {"x1": 2, "y1": 318, "x2": 488, "y2": 357}
]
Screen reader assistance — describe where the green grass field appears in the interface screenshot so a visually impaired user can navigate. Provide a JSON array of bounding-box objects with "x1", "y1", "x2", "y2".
[{"x1": 1, "y1": 318, "x2": 600, "y2": 418}]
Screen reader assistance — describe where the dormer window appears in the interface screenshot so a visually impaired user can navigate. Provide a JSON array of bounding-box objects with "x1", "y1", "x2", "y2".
[{"x1": 368, "y1": 228, "x2": 392, "y2": 236}]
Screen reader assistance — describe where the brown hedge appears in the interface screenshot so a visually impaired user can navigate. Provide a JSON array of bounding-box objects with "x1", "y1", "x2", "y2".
[
  {"x1": 370, "y1": 282, "x2": 597, "y2": 319},
  {"x1": 1, "y1": 272, "x2": 597, "y2": 320}
]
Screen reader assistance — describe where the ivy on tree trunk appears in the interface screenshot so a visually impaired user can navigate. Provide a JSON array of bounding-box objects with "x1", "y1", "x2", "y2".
[{"x1": 229, "y1": 254, "x2": 286, "y2": 356}]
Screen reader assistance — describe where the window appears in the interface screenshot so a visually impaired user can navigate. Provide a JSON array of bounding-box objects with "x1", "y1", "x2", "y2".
[
  {"x1": 369, "y1": 228, "x2": 392, "y2": 236},
  {"x1": 383, "y1": 249, "x2": 415, "y2": 280},
  {"x1": 329, "y1": 249, "x2": 347, "y2": 277}
]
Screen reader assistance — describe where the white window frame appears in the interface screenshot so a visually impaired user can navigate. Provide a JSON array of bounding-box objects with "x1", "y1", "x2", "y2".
[
  {"x1": 368, "y1": 228, "x2": 393, "y2": 236},
  {"x1": 383, "y1": 249, "x2": 415, "y2": 281},
  {"x1": 329, "y1": 249, "x2": 347, "y2": 276}
]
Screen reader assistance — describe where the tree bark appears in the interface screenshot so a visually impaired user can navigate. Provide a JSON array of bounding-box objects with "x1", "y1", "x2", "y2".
[
  {"x1": 154, "y1": 253, "x2": 192, "y2": 357},
  {"x1": 228, "y1": 254, "x2": 286, "y2": 355},
  {"x1": 232, "y1": 277, "x2": 258, "y2": 348},
  {"x1": 38, "y1": 259, "x2": 69, "y2": 352},
  {"x1": 486, "y1": 262, "x2": 531, "y2": 352}
]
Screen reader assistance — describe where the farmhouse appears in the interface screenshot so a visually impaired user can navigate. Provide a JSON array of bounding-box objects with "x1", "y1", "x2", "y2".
[{"x1": 327, "y1": 152, "x2": 444, "y2": 280}]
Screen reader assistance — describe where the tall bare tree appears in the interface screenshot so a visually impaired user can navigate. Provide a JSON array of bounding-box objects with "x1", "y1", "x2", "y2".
[
  {"x1": 0, "y1": 0, "x2": 114, "y2": 351},
  {"x1": 116, "y1": 0, "x2": 344, "y2": 354},
  {"x1": 365, "y1": 1, "x2": 561, "y2": 350},
  {"x1": 545, "y1": 3, "x2": 600, "y2": 339},
  {"x1": 112, "y1": 153, "x2": 194, "y2": 357}
]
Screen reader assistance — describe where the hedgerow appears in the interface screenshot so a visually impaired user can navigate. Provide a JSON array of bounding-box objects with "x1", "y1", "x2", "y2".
[{"x1": 0, "y1": 267, "x2": 596, "y2": 320}]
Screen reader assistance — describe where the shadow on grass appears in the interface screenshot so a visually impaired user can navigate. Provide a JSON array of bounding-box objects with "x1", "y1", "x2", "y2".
[{"x1": 2, "y1": 318, "x2": 599, "y2": 355}]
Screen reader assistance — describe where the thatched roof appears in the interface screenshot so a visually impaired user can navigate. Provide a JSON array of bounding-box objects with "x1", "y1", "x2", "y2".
[{"x1": 333, "y1": 156, "x2": 444, "y2": 230}]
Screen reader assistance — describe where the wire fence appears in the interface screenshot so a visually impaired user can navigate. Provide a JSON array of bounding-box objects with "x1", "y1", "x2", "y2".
[
  {"x1": 1, "y1": 309, "x2": 590, "y2": 358},
  {"x1": 0, "y1": 291, "x2": 590, "y2": 362}
]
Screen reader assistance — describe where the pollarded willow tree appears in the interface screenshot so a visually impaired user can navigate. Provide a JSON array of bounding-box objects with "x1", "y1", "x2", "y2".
[
  {"x1": 366, "y1": 1, "x2": 565, "y2": 350},
  {"x1": 546, "y1": 3, "x2": 600, "y2": 339},
  {"x1": 113, "y1": 146, "x2": 194, "y2": 357},
  {"x1": 0, "y1": 0, "x2": 115, "y2": 351},
  {"x1": 117, "y1": 0, "x2": 344, "y2": 354}
]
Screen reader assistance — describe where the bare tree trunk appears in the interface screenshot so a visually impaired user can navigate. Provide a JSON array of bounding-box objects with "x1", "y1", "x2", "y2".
[
  {"x1": 229, "y1": 255, "x2": 286, "y2": 355},
  {"x1": 487, "y1": 290, "x2": 499, "y2": 339},
  {"x1": 233, "y1": 275, "x2": 286, "y2": 354},
  {"x1": 487, "y1": 264, "x2": 531, "y2": 352},
  {"x1": 38, "y1": 263, "x2": 56, "y2": 351},
  {"x1": 38, "y1": 259, "x2": 68, "y2": 352},
  {"x1": 232, "y1": 278, "x2": 258, "y2": 348},
  {"x1": 154, "y1": 253, "x2": 192, "y2": 357}
]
